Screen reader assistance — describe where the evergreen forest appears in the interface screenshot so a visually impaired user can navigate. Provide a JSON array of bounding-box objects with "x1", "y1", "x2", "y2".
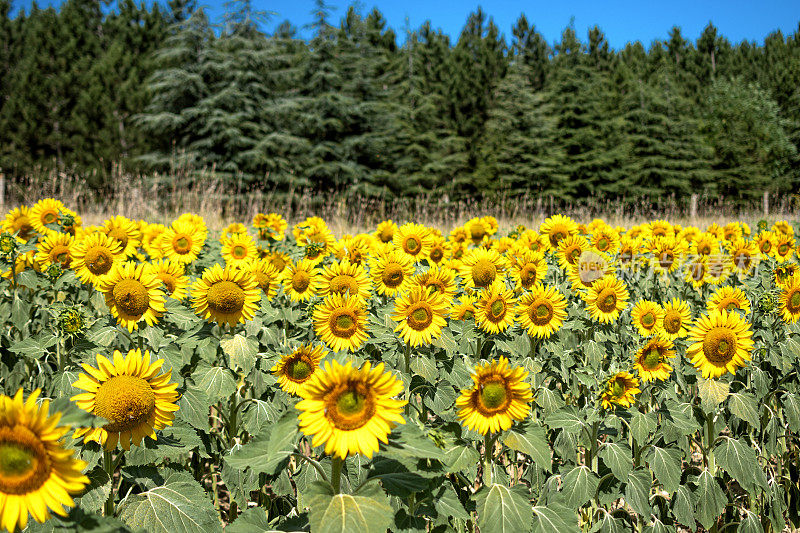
[{"x1": 1, "y1": 0, "x2": 799, "y2": 205}]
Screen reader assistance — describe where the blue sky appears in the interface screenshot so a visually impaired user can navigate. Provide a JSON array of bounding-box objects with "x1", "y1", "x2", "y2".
[{"x1": 12, "y1": 0, "x2": 800, "y2": 48}]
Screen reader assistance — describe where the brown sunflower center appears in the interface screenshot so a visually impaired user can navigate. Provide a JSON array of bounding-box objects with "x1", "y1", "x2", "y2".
[
  {"x1": 173, "y1": 235, "x2": 192, "y2": 254},
  {"x1": 404, "y1": 237, "x2": 420, "y2": 254},
  {"x1": 698, "y1": 244, "x2": 711, "y2": 255},
  {"x1": 207, "y1": 280, "x2": 245, "y2": 314},
  {"x1": 291, "y1": 270, "x2": 311, "y2": 292},
  {"x1": 664, "y1": 312, "x2": 682, "y2": 334},
  {"x1": 519, "y1": 264, "x2": 538, "y2": 287},
  {"x1": 330, "y1": 275, "x2": 358, "y2": 296},
  {"x1": 232, "y1": 245, "x2": 247, "y2": 259},
  {"x1": 642, "y1": 347, "x2": 662, "y2": 369},
  {"x1": 461, "y1": 309, "x2": 475, "y2": 320},
  {"x1": 326, "y1": 383, "x2": 375, "y2": 430},
  {"x1": 689, "y1": 263, "x2": 706, "y2": 281},
  {"x1": 596, "y1": 288, "x2": 617, "y2": 313},
  {"x1": 286, "y1": 357, "x2": 314, "y2": 382},
  {"x1": 760, "y1": 241, "x2": 772, "y2": 253},
  {"x1": 113, "y1": 279, "x2": 150, "y2": 317},
  {"x1": 659, "y1": 251, "x2": 674, "y2": 269},
  {"x1": 734, "y1": 251, "x2": 751, "y2": 269},
  {"x1": 429, "y1": 247, "x2": 444, "y2": 263},
  {"x1": 529, "y1": 301, "x2": 553, "y2": 325},
  {"x1": 641, "y1": 311, "x2": 656, "y2": 328},
  {"x1": 95, "y1": 375, "x2": 156, "y2": 433},
  {"x1": 0, "y1": 426, "x2": 50, "y2": 494},
  {"x1": 330, "y1": 310, "x2": 358, "y2": 338},
  {"x1": 779, "y1": 243, "x2": 790, "y2": 255},
  {"x1": 407, "y1": 303, "x2": 433, "y2": 330},
  {"x1": 718, "y1": 297, "x2": 740, "y2": 311},
  {"x1": 85, "y1": 246, "x2": 114, "y2": 276},
  {"x1": 270, "y1": 255, "x2": 287, "y2": 271},
  {"x1": 702, "y1": 327, "x2": 737, "y2": 365},
  {"x1": 550, "y1": 228, "x2": 567, "y2": 245},
  {"x1": 157, "y1": 273, "x2": 177, "y2": 294},
  {"x1": 488, "y1": 298, "x2": 506, "y2": 321},
  {"x1": 13, "y1": 216, "x2": 32, "y2": 237},
  {"x1": 382, "y1": 263, "x2": 404, "y2": 288},
  {"x1": 472, "y1": 259, "x2": 497, "y2": 287},
  {"x1": 49, "y1": 244, "x2": 71, "y2": 267},
  {"x1": 611, "y1": 379, "x2": 626, "y2": 398},
  {"x1": 42, "y1": 210, "x2": 58, "y2": 225},
  {"x1": 789, "y1": 290, "x2": 800, "y2": 310},
  {"x1": 566, "y1": 245, "x2": 582, "y2": 264},
  {"x1": 109, "y1": 227, "x2": 130, "y2": 249}
]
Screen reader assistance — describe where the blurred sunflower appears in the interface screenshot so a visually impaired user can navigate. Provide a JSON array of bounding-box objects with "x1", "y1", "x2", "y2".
[
  {"x1": 540, "y1": 214, "x2": 578, "y2": 248},
  {"x1": 267, "y1": 250, "x2": 291, "y2": 273},
  {"x1": 221, "y1": 233, "x2": 258, "y2": 268},
  {"x1": 35, "y1": 232, "x2": 75, "y2": 269},
  {"x1": 509, "y1": 250, "x2": 547, "y2": 292},
  {"x1": 192, "y1": 264, "x2": 260, "y2": 326},
  {"x1": 692, "y1": 233, "x2": 720, "y2": 257},
  {"x1": 556, "y1": 235, "x2": 590, "y2": 270},
  {"x1": 426, "y1": 235, "x2": 450, "y2": 267},
  {"x1": 516, "y1": 284, "x2": 567, "y2": 339},
  {"x1": 102, "y1": 215, "x2": 142, "y2": 258},
  {"x1": 243, "y1": 258, "x2": 280, "y2": 300},
  {"x1": 374, "y1": 220, "x2": 398, "y2": 244},
  {"x1": 630, "y1": 300, "x2": 664, "y2": 337},
  {"x1": 779, "y1": 275, "x2": 800, "y2": 323},
  {"x1": 71, "y1": 349, "x2": 179, "y2": 450},
  {"x1": 726, "y1": 238, "x2": 758, "y2": 275},
  {"x1": 271, "y1": 344, "x2": 327, "y2": 396},
  {"x1": 773, "y1": 232, "x2": 795, "y2": 262},
  {"x1": 149, "y1": 258, "x2": 189, "y2": 300},
  {"x1": 392, "y1": 285, "x2": 449, "y2": 347},
  {"x1": 100, "y1": 262, "x2": 166, "y2": 332},
  {"x1": 585, "y1": 275, "x2": 629, "y2": 324},
  {"x1": 633, "y1": 337, "x2": 675, "y2": 382},
  {"x1": 2, "y1": 206, "x2": 34, "y2": 241},
  {"x1": 649, "y1": 236, "x2": 686, "y2": 274},
  {"x1": 297, "y1": 224, "x2": 335, "y2": 263},
  {"x1": 313, "y1": 294, "x2": 369, "y2": 352},
  {"x1": 466, "y1": 217, "x2": 489, "y2": 245},
  {"x1": 450, "y1": 295, "x2": 477, "y2": 322},
  {"x1": 591, "y1": 227, "x2": 620, "y2": 254},
  {"x1": 600, "y1": 372, "x2": 640, "y2": 410},
  {"x1": 222, "y1": 222, "x2": 248, "y2": 239},
  {"x1": 413, "y1": 265, "x2": 457, "y2": 300},
  {"x1": 0, "y1": 388, "x2": 89, "y2": 533},
  {"x1": 29, "y1": 198, "x2": 65, "y2": 236},
  {"x1": 755, "y1": 231, "x2": 776, "y2": 257},
  {"x1": 370, "y1": 249, "x2": 414, "y2": 297},
  {"x1": 662, "y1": 298, "x2": 691, "y2": 340},
  {"x1": 281, "y1": 259, "x2": 322, "y2": 302},
  {"x1": 774, "y1": 263, "x2": 799, "y2": 289},
  {"x1": 707, "y1": 286, "x2": 750, "y2": 315},
  {"x1": 296, "y1": 360, "x2": 405, "y2": 459},
  {"x1": 456, "y1": 357, "x2": 532, "y2": 435},
  {"x1": 686, "y1": 310, "x2": 754, "y2": 378},
  {"x1": 475, "y1": 281, "x2": 517, "y2": 334},
  {"x1": 683, "y1": 255, "x2": 709, "y2": 289}
]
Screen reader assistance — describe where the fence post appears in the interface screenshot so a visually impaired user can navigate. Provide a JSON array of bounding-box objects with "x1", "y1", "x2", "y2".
[
  {"x1": 763, "y1": 191, "x2": 769, "y2": 218},
  {"x1": 690, "y1": 194, "x2": 698, "y2": 220}
]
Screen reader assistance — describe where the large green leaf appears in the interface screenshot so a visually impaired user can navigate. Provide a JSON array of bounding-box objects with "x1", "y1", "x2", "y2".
[
  {"x1": 560, "y1": 465, "x2": 598, "y2": 509},
  {"x1": 625, "y1": 468, "x2": 652, "y2": 518},
  {"x1": 630, "y1": 411, "x2": 656, "y2": 444},
  {"x1": 694, "y1": 469, "x2": 726, "y2": 530},
  {"x1": 598, "y1": 442, "x2": 632, "y2": 481},
  {"x1": 502, "y1": 423, "x2": 552, "y2": 471},
  {"x1": 177, "y1": 386, "x2": 211, "y2": 431},
  {"x1": 714, "y1": 437, "x2": 768, "y2": 491},
  {"x1": 193, "y1": 365, "x2": 236, "y2": 403},
  {"x1": 673, "y1": 485, "x2": 696, "y2": 529},
  {"x1": 305, "y1": 481, "x2": 393, "y2": 533},
  {"x1": 644, "y1": 446, "x2": 681, "y2": 494},
  {"x1": 698, "y1": 377, "x2": 729, "y2": 413},
  {"x1": 224, "y1": 411, "x2": 298, "y2": 475},
  {"x1": 727, "y1": 392, "x2": 760, "y2": 427},
  {"x1": 220, "y1": 333, "x2": 258, "y2": 373},
  {"x1": 475, "y1": 483, "x2": 533, "y2": 533},
  {"x1": 544, "y1": 406, "x2": 585, "y2": 433},
  {"x1": 530, "y1": 503, "x2": 579, "y2": 533}
]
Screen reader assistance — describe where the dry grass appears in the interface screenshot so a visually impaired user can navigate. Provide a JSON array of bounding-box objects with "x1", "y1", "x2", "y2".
[{"x1": 2, "y1": 168, "x2": 795, "y2": 235}]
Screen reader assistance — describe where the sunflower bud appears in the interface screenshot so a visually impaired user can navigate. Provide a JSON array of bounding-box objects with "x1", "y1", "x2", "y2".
[
  {"x1": 58, "y1": 307, "x2": 87, "y2": 337},
  {"x1": 44, "y1": 262, "x2": 64, "y2": 282},
  {"x1": 0, "y1": 232, "x2": 17, "y2": 255},
  {"x1": 757, "y1": 219, "x2": 769, "y2": 232},
  {"x1": 758, "y1": 292, "x2": 778, "y2": 313}
]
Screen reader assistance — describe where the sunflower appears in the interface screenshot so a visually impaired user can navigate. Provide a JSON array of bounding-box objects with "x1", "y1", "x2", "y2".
[
  {"x1": 217, "y1": 233, "x2": 253, "y2": 268},
  {"x1": 71, "y1": 349, "x2": 180, "y2": 451},
  {"x1": 256, "y1": 213, "x2": 287, "y2": 241},
  {"x1": 28, "y1": 199, "x2": 64, "y2": 236},
  {"x1": 755, "y1": 231, "x2": 776, "y2": 257},
  {"x1": 70, "y1": 232, "x2": 123, "y2": 287},
  {"x1": 509, "y1": 250, "x2": 547, "y2": 292},
  {"x1": 392, "y1": 285, "x2": 449, "y2": 347},
  {"x1": 159, "y1": 220, "x2": 206, "y2": 264},
  {"x1": 662, "y1": 299, "x2": 692, "y2": 340},
  {"x1": 370, "y1": 249, "x2": 415, "y2": 297},
  {"x1": 726, "y1": 238, "x2": 758, "y2": 275},
  {"x1": 271, "y1": 344, "x2": 327, "y2": 396},
  {"x1": 686, "y1": 310, "x2": 754, "y2": 378},
  {"x1": 141, "y1": 223, "x2": 167, "y2": 259},
  {"x1": 192, "y1": 264, "x2": 260, "y2": 326},
  {"x1": 779, "y1": 275, "x2": 800, "y2": 323},
  {"x1": 319, "y1": 260, "x2": 372, "y2": 303},
  {"x1": 267, "y1": 250, "x2": 291, "y2": 273},
  {"x1": 149, "y1": 259, "x2": 189, "y2": 300},
  {"x1": 645, "y1": 220, "x2": 675, "y2": 240},
  {"x1": 458, "y1": 248, "x2": 507, "y2": 291},
  {"x1": 692, "y1": 233, "x2": 720, "y2": 257},
  {"x1": 707, "y1": 286, "x2": 750, "y2": 315},
  {"x1": 466, "y1": 218, "x2": 489, "y2": 245},
  {"x1": 566, "y1": 251, "x2": 616, "y2": 293},
  {"x1": 456, "y1": 357, "x2": 533, "y2": 435},
  {"x1": 393, "y1": 223, "x2": 433, "y2": 262},
  {"x1": 649, "y1": 236, "x2": 686, "y2": 274},
  {"x1": 297, "y1": 224, "x2": 335, "y2": 263},
  {"x1": 723, "y1": 222, "x2": 743, "y2": 242},
  {"x1": 0, "y1": 388, "x2": 89, "y2": 533},
  {"x1": 630, "y1": 300, "x2": 665, "y2": 337},
  {"x1": 617, "y1": 236, "x2": 642, "y2": 267},
  {"x1": 516, "y1": 284, "x2": 567, "y2": 339},
  {"x1": 775, "y1": 263, "x2": 800, "y2": 289},
  {"x1": 772, "y1": 220, "x2": 793, "y2": 236},
  {"x1": 584, "y1": 275, "x2": 629, "y2": 324},
  {"x1": 556, "y1": 235, "x2": 590, "y2": 270},
  {"x1": 296, "y1": 360, "x2": 405, "y2": 459},
  {"x1": 449, "y1": 226, "x2": 470, "y2": 246},
  {"x1": 773, "y1": 232, "x2": 796, "y2": 262},
  {"x1": 413, "y1": 265, "x2": 458, "y2": 300},
  {"x1": 591, "y1": 227, "x2": 620, "y2": 254},
  {"x1": 517, "y1": 231, "x2": 550, "y2": 254},
  {"x1": 176, "y1": 213, "x2": 208, "y2": 235},
  {"x1": 101, "y1": 216, "x2": 141, "y2": 258},
  {"x1": 474, "y1": 282, "x2": 517, "y2": 334},
  {"x1": 600, "y1": 372, "x2": 641, "y2": 410},
  {"x1": 426, "y1": 236, "x2": 450, "y2": 266},
  {"x1": 374, "y1": 220, "x2": 398, "y2": 244},
  {"x1": 339, "y1": 235, "x2": 373, "y2": 266},
  {"x1": 633, "y1": 337, "x2": 675, "y2": 382},
  {"x1": 281, "y1": 259, "x2": 323, "y2": 302},
  {"x1": 34, "y1": 232, "x2": 75, "y2": 269},
  {"x1": 313, "y1": 294, "x2": 370, "y2": 352},
  {"x1": 243, "y1": 258, "x2": 280, "y2": 300},
  {"x1": 540, "y1": 214, "x2": 579, "y2": 248},
  {"x1": 450, "y1": 295, "x2": 477, "y2": 322},
  {"x1": 100, "y1": 262, "x2": 166, "y2": 332},
  {"x1": 683, "y1": 255, "x2": 709, "y2": 289},
  {"x1": 2, "y1": 206, "x2": 34, "y2": 241},
  {"x1": 221, "y1": 222, "x2": 248, "y2": 239},
  {"x1": 292, "y1": 216, "x2": 328, "y2": 241}
]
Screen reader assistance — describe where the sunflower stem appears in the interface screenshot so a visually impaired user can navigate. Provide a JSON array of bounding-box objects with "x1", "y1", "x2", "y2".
[
  {"x1": 103, "y1": 449, "x2": 116, "y2": 517},
  {"x1": 483, "y1": 433, "x2": 495, "y2": 486},
  {"x1": 705, "y1": 412, "x2": 717, "y2": 474},
  {"x1": 330, "y1": 457, "x2": 344, "y2": 494},
  {"x1": 403, "y1": 343, "x2": 411, "y2": 416}
]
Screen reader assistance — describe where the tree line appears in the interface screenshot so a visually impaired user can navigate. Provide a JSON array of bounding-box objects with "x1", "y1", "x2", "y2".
[{"x1": 1, "y1": 0, "x2": 798, "y2": 205}]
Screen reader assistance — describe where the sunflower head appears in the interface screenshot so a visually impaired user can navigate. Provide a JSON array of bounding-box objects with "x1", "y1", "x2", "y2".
[
  {"x1": 0, "y1": 233, "x2": 17, "y2": 255},
  {"x1": 634, "y1": 337, "x2": 675, "y2": 382},
  {"x1": 313, "y1": 294, "x2": 369, "y2": 352},
  {"x1": 192, "y1": 264, "x2": 261, "y2": 326},
  {"x1": 272, "y1": 344, "x2": 327, "y2": 396},
  {"x1": 58, "y1": 307, "x2": 87, "y2": 337},
  {"x1": 600, "y1": 372, "x2": 641, "y2": 410},
  {"x1": 686, "y1": 310, "x2": 754, "y2": 378}
]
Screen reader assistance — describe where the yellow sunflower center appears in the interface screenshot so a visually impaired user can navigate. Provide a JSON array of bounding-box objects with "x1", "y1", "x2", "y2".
[
  {"x1": 596, "y1": 288, "x2": 618, "y2": 313},
  {"x1": 718, "y1": 297, "x2": 740, "y2": 311},
  {"x1": 461, "y1": 309, "x2": 475, "y2": 320},
  {"x1": 429, "y1": 247, "x2": 444, "y2": 263},
  {"x1": 611, "y1": 379, "x2": 626, "y2": 398},
  {"x1": 326, "y1": 383, "x2": 375, "y2": 430},
  {"x1": 407, "y1": 302, "x2": 434, "y2": 330},
  {"x1": 42, "y1": 210, "x2": 58, "y2": 225},
  {"x1": 779, "y1": 243, "x2": 790, "y2": 255},
  {"x1": 596, "y1": 237, "x2": 610, "y2": 251},
  {"x1": 379, "y1": 227, "x2": 394, "y2": 243},
  {"x1": 382, "y1": 263, "x2": 404, "y2": 288},
  {"x1": 475, "y1": 378, "x2": 510, "y2": 415},
  {"x1": 173, "y1": 235, "x2": 192, "y2": 254},
  {"x1": 49, "y1": 244, "x2": 71, "y2": 266},
  {"x1": 253, "y1": 271, "x2": 272, "y2": 293},
  {"x1": 330, "y1": 275, "x2": 358, "y2": 296},
  {"x1": 95, "y1": 375, "x2": 156, "y2": 432},
  {"x1": 232, "y1": 245, "x2": 247, "y2": 259},
  {"x1": 659, "y1": 251, "x2": 674, "y2": 269},
  {"x1": 286, "y1": 356, "x2": 314, "y2": 382},
  {"x1": 550, "y1": 228, "x2": 567, "y2": 245},
  {"x1": 488, "y1": 298, "x2": 506, "y2": 321},
  {"x1": 760, "y1": 241, "x2": 772, "y2": 253},
  {"x1": 702, "y1": 327, "x2": 737, "y2": 365},
  {"x1": 472, "y1": 259, "x2": 496, "y2": 287},
  {"x1": 108, "y1": 228, "x2": 130, "y2": 249},
  {"x1": 404, "y1": 237, "x2": 420, "y2": 254},
  {"x1": 642, "y1": 347, "x2": 662, "y2": 369},
  {"x1": 664, "y1": 311, "x2": 682, "y2": 334},
  {"x1": 207, "y1": 280, "x2": 245, "y2": 314},
  {"x1": 0, "y1": 426, "x2": 50, "y2": 494},
  {"x1": 113, "y1": 279, "x2": 150, "y2": 317},
  {"x1": 689, "y1": 263, "x2": 706, "y2": 281},
  {"x1": 790, "y1": 291, "x2": 800, "y2": 310},
  {"x1": 529, "y1": 301, "x2": 553, "y2": 325},
  {"x1": 85, "y1": 246, "x2": 114, "y2": 276},
  {"x1": 640, "y1": 311, "x2": 655, "y2": 328},
  {"x1": 330, "y1": 310, "x2": 358, "y2": 338},
  {"x1": 291, "y1": 270, "x2": 311, "y2": 292}
]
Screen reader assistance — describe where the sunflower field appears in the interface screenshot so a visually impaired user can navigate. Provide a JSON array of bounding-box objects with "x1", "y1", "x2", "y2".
[{"x1": 1, "y1": 200, "x2": 800, "y2": 533}]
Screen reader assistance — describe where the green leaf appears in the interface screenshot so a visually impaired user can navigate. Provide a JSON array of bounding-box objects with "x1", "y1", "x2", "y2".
[
  {"x1": 673, "y1": 485, "x2": 696, "y2": 529},
  {"x1": 598, "y1": 442, "x2": 632, "y2": 481},
  {"x1": 87, "y1": 325, "x2": 118, "y2": 347},
  {"x1": 443, "y1": 444, "x2": 480, "y2": 474},
  {"x1": 220, "y1": 334, "x2": 258, "y2": 373},
  {"x1": 225, "y1": 411, "x2": 298, "y2": 475},
  {"x1": 431, "y1": 484, "x2": 470, "y2": 524},
  {"x1": 410, "y1": 354, "x2": 437, "y2": 382},
  {"x1": 475, "y1": 483, "x2": 533, "y2": 533},
  {"x1": 242, "y1": 399, "x2": 279, "y2": 435},
  {"x1": 783, "y1": 393, "x2": 800, "y2": 432},
  {"x1": 75, "y1": 467, "x2": 111, "y2": 514},
  {"x1": 698, "y1": 377, "x2": 729, "y2": 413},
  {"x1": 727, "y1": 392, "x2": 760, "y2": 427},
  {"x1": 193, "y1": 365, "x2": 236, "y2": 403},
  {"x1": 305, "y1": 480, "x2": 393, "y2": 533},
  {"x1": 544, "y1": 406, "x2": 585, "y2": 433},
  {"x1": 630, "y1": 411, "x2": 656, "y2": 444},
  {"x1": 502, "y1": 423, "x2": 552, "y2": 471},
  {"x1": 714, "y1": 437, "x2": 768, "y2": 491},
  {"x1": 535, "y1": 386, "x2": 565, "y2": 415},
  {"x1": 531, "y1": 503, "x2": 579, "y2": 533},
  {"x1": 365, "y1": 457, "x2": 431, "y2": 497},
  {"x1": 739, "y1": 509, "x2": 764, "y2": 533},
  {"x1": 382, "y1": 423, "x2": 443, "y2": 462},
  {"x1": 9, "y1": 333, "x2": 57, "y2": 359},
  {"x1": 224, "y1": 507, "x2": 271, "y2": 533},
  {"x1": 625, "y1": 468, "x2": 652, "y2": 518},
  {"x1": 117, "y1": 474, "x2": 221, "y2": 533},
  {"x1": 645, "y1": 446, "x2": 681, "y2": 494},
  {"x1": 177, "y1": 387, "x2": 210, "y2": 432},
  {"x1": 694, "y1": 469, "x2": 726, "y2": 530},
  {"x1": 560, "y1": 465, "x2": 597, "y2": 509}
]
